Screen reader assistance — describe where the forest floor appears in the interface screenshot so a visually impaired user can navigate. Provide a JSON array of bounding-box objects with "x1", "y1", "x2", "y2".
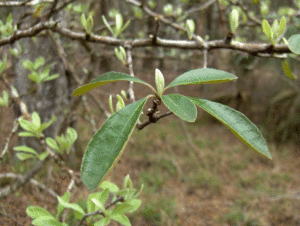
[{"x1": 1, "y1": 111, "x2": 300, "y2": 226}]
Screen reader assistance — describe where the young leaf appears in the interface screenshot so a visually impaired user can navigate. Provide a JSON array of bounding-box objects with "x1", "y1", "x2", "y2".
[
  {"x1": 110, "y1": 214, "x2": 131, "y2": 226},
  {"x1": 115, "y1": 13, "x2": 123, "y2": 35},
  {"x1": 189, "y1": 97, "x2": 272, "y2": 159},
  {"x1": 155, "y1": 68, "x2": 165, "y2": 97},
  {"x1": 165, "y1": 68, "x2": 237, "y2": 90},
  {"x1": 262, "y1": 19, "x2": 273, "y2": 43},
  {"x1": 81, "y1": 96, "x2": 149, "y2": 191},
  {"x1": 81, "y1": 14, "x2": 87, "y2": 31},
  {"x1": 288, "y1": 34, "x2": 300, "y2": 54},
  {"x1": 31, "y1": 112, "x2": 41, "y2": 128},
  {"x1": 95, "y1": 218, "x2": 111, "y2": 226},
  {"x1": 86, "y1": 14, "x2": 94, "y2": 34},
  {"x1": 278, "y1": 16, "x2": 286, "y2": 36},
  {"x1": 33, "y1": 57, "x2": 45, "y2": 70},
  {"x1": 102, "y1": 15, "x2": 114, "y2": 36},
  {"x1": 0, "y1": 91, "x2": 9, "y2": 106},
  {"x1": 46, "y1": 137, "x2": 59, "y2": 150},
  {"x1": 14, "y1": 146, "x2": 38, "y2": 156},
  {"x1": 282, "y1": 59, "x2": 297, "y2": 79},
  {"x1": 116, "y1": 94, "x2": 125, "y2": 109},
  {"x1": 32, "y1": 216, "x2": 63, "y2": 226},
  {"x1": 16, "y1": 153, "x2": 37, "y2": 161},
  {"x1": 26, "y1": 206, "x2": 53, "y2": 219},
  {"x1": 56, "y1": 192, "x2": 70, "y2": 219},
  {"x1": 57, "y1": 196, "x2": 85, "y2": 217},
  {"x1": 73, "y1": 71, "x2": 155, "y2": 96},
  {"x1": 186, "y1": 19, "x2": 195, "y2": 39},
  {"x1": 230, "y1": 8, "x2": 239, "y2": 32},
  {"x1": 38, "y1": 151, "x2": 49, "y2": 161},
  {"x1": 125, "y1": 199, "x2": 142, "y2": 213},
  {"x1": 99, "y1": 180, "x2": 119, "y2": 193},
  {"x1": 109, "y1": 95, "x2": 114, "y2": 114},
  {"x1": 161, "y1": 94, "x2": 197, "y2": 122}
]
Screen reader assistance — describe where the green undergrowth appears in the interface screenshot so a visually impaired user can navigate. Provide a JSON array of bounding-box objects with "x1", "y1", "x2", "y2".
[{"x1": 126, "y1": 119, "x2": 300, "y2": 225}]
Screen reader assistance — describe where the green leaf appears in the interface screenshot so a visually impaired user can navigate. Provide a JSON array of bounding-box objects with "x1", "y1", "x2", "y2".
[
  {"x1": 46, "y1": 137, "x2": 59, "y2": 150},
  {"x1": 165, "y1": 68, "x2": 237, "y2": 90},
  {"x1": 155, "y1": 68, "x2": 165, "y2": 97},
  {"x1": 230, "y1": 8, "x2": 239, "y2": 32},
  {"x1": 262, "y1": 19, "x2": 273, "y2": 43},
  {"x1": 32, "y1": 216, "x2": 63, "y2": 226},
  {"x1": 31, "y1": 112, "x2": 41, "y2": 128},
  {"x1": 43, "y1": 73, "x2": 59, "y2": 82},
  {"x1": 22, "y1": 59, "x2": 33, "y2": 70},
  {"x1": 109, "y1": 95, "x2": 114, "y2": 114},
  {"x1": 126, "y1": 199, "x2": 142, "y2": 213},
  {"x1": 81, "y1": 96, "x2": 149, "y2": 191},
  {"x1": 115, "y1": 13, "x2": 123, "y2": 35},
  {"x1": 278, "y1": 16, "x2": 286, "y2": 36},
  {"x1": 81, "y1": 14, "x2": 87, "y2": 31},
  {"x1": 66, "y1": 127, "x2": 78, "y2": 144},
  {"x1": 26, "y1": 206, "x2": 53, "y2": 219},
  {"x1": 112, "y1": 203, "x2": 133, "y2": 215},
  {"x1": 189, "y1": 97, "x2": 272, "y2": 159},
  {"x1": 33, "y1": 57, "x2": 45, "y2": 70},
  {"x1": 19, "y1": 131, "x2": 36, "y2": 137},
  {"x1": 102, "y1": 15, "x2": 114, "y2": 36},
  {"x1": 0, "y1": 91, "x2": 9, "y2": 106},
  {"x1": 99, "y1": 180, "x2": 119, "y2": 193},
  {"x1": 110, "y1": 213, "x2": 131, "y2": 226},
  {"x1": 14, "y1": 145, "x2": 38, "y2": 156},
  {"x1": 19, "y1": 118, "x2": 33, "y2": 132},
  {"x1": 57, "y1": 196, "x2": 85, "y2": 218},
  {"x1": 123, "y1": 174, "x2": 133, "y2": 189},
  {"x1": 282, "y1": 59, "x2": 297, "y2": 79},
  {"x1": 161, "y1": 94, "x2": 197, "y2": 122},
  {"x1": 73, "y1": 71, "x2": 155, "y2": 96},
  {"x1": 38, "y1": 151, "x2": 49, "y2": 161},
  {"x1": 95, "y1": 218, "x2": 111, "y2": 226},
  {"x1": 288, "y1": 34, "x2": 300, "y2": 54},
  {"x1": 86, "y1": 14, "x2": 94, "y2": 34},
  {"x1": 186, "y1": 19, "x2": 195, "y2": 39},
  {"x1": 271, "y1": 19, "x2": 279, "y2": 36},
  {"x1": 56, "y1": 192, "x2": 70, "y2": 219},
  {"x1": 16, "y1": 153, "x2": 37, "y2": 160}
]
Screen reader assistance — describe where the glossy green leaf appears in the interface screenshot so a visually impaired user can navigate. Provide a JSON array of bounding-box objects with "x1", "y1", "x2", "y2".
[
  {"x1": 288, "y1": 34, "x2": 300, "y2": 54},
  {"x1": 189, "y1": 97, "x2": 272, "y2": 159},
  {"x1": 161, "y1": 94, "x2": 197, "y2": 122},
  {"x1": 165, "y1": 68, "x2": 237, "y2": 89},
  {"x1": 81, "y1": 96, "x2": 149, "y2": 191},
  {"x1": 73, "y1": 72, "x2": 155, "y2": 96},
  {"x1": 282, "y1": 59, "x2": 297, "y2": 79}
]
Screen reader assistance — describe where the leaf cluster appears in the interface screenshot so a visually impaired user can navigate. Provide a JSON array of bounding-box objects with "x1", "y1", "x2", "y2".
[{"x1": 26, "y1": 175, "x2": 142, "y2": 226}]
